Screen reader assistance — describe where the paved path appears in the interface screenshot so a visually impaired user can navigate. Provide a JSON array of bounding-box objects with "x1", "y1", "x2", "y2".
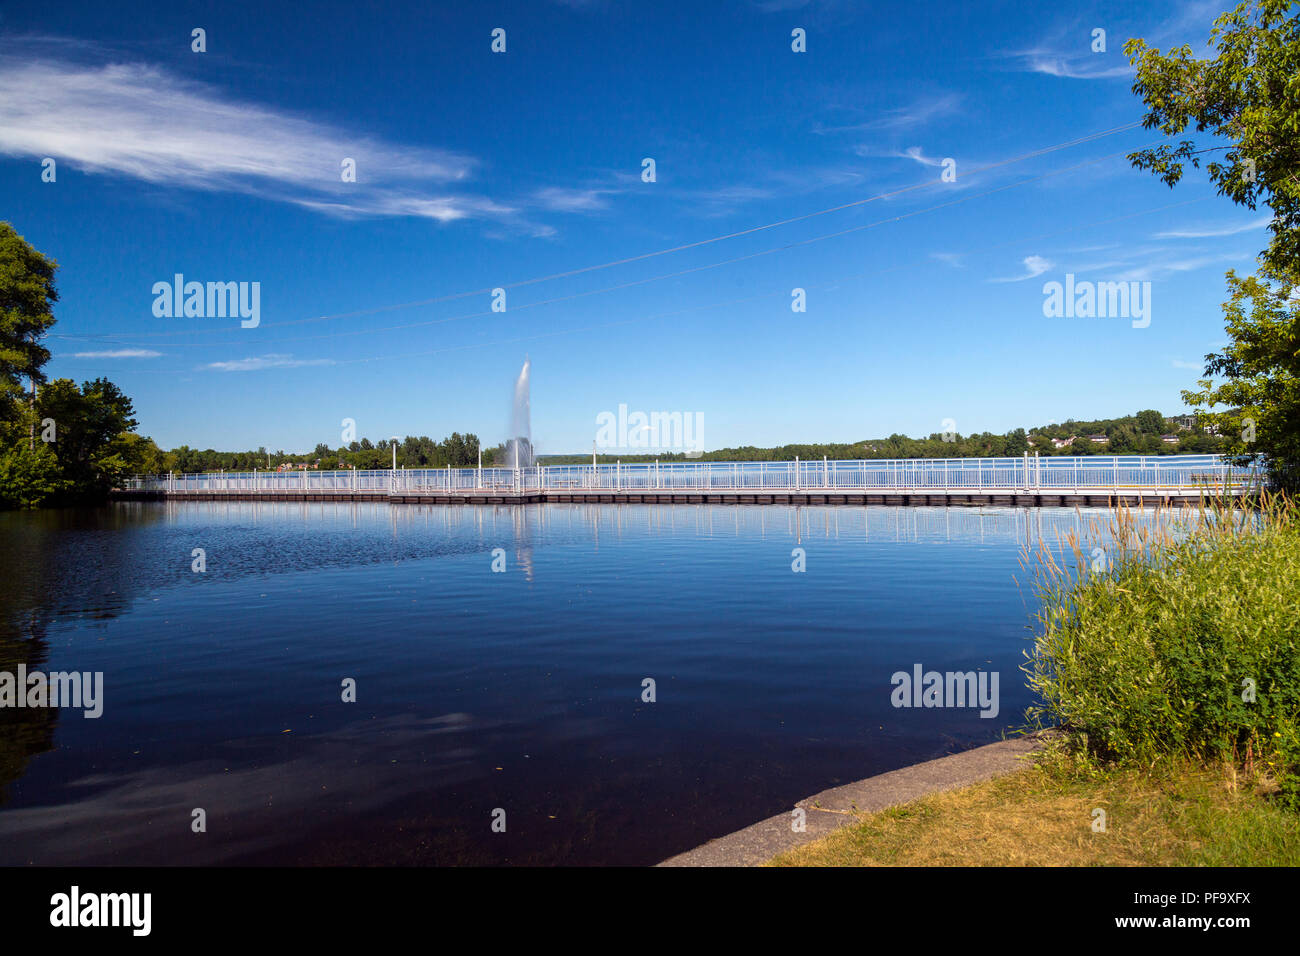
[{"x1": 657, "y1": 734, "x2": 1048, "y2": 867}]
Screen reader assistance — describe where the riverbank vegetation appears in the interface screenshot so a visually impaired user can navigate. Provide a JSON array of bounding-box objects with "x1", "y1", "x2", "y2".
[
  {"x1": 1025, "y1": 495, "x2": 1299, "y2": 806},
  {"x1": 770, "y1": 493, "x2": 1300, "y2": 866}
]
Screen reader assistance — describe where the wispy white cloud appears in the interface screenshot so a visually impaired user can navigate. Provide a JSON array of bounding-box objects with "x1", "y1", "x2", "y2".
[
  {"x1": 1016, "y1": 53, "x2": 1133, "y2": 80},
  {"x1": 1153, "y1": 216, "x2": 1273, "y2": 239},
  {"x1": 293, "y1": 193, "x2": 511, "y2": 223},
  {"x1": 856, "y1": 145, "x2": 986, "y2": 194},
  {"x1": 1171, "y1": 358, "x2": 1202, "y2": 370},
  {"x1": 531, "y1": 186, "x2": 620, "y2": 213},
  {"x1": 205, "y1": 354, "x2": 335, "y2": 372},
  {"x1": 650, "y1": 164, "x2": 871, "y2": 219},
  {"x1": 1064, "y1": 259, "x2": 1126, "y2": 274},
  {"x1": 1136, "y1": 0, "x2": 1228, "y2": 52},
  {"x1": 0, "y1": 52, "x2": 523, "y2": 227},
  {"x1": 931, "y1": 252, "x2": 964, "y2": 268},
  {"x1": 1062, "y1": 243, "x2": 1120, "y2": 254},
  {"x1": 1002, "y1": 1, "x2": 1223, "y2": 81},
  {"x1": 766, "y1": 165, "x2": 870, "y2": 192},
  {"x1": 684, "y1": 184, "x2": 774, "y2": 212},
  {"x1": 70, "y1": 348, "x2": 162, "y2": 358},
  {"x1": 896, "y1": 146, "x2": 946, "y2": 168},
  {"x1": 991, "y1": 255, "x2": 1053, "y2": 283},
  {"x1": 815, "y1": 93, "x2": 963, "y2": 135},
  {"x1": 1116, "y1": 252, "x2": 1248, "y2": 282}
]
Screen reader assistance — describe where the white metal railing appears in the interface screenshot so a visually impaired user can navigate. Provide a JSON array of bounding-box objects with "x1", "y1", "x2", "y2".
[{"x1": 121, "y1": 455, "x2": 1257, "y2": 496}]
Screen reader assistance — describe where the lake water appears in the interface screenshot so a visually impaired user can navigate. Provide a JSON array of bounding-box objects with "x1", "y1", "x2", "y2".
[{"x1": 0, "y1": 501, "x2": 1103, "y2": 865}]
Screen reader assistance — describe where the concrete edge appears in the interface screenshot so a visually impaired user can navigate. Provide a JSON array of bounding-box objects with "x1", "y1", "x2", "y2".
[{"x1": 656, "y1": 733, "x2": 1051, "y2": 867}]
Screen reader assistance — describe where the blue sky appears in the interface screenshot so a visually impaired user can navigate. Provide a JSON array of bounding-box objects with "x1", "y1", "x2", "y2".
[{"x1": 0, "y1": 0, "x2": 1270, "y2": 454}]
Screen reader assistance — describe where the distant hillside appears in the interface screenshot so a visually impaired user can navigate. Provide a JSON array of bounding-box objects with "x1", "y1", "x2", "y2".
[{"x1": 537, "y1": 410, "x2": 1226, "y2": 464}]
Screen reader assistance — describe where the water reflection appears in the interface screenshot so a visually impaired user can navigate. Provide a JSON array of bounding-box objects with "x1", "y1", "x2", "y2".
[
  {"x1": 0, "y1": 505, "x2": 169, "y2": 802},
  {"x1": 0, "y1": 500, "x2": 1188, "y2": 864}
]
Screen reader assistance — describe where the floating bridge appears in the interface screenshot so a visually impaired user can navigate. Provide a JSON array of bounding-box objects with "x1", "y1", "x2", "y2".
[{"x1": 116, "y1": 454, "x2": 1257, "y2": 508}]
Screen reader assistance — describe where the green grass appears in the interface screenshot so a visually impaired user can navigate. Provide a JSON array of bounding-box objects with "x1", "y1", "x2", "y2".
[{"x1": 768, "y1": 759, "x2": 1300, "y2": 866}]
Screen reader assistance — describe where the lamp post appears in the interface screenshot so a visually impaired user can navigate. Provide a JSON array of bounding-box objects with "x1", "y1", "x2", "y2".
[{"x1": 391, "y1": 437, "x2": 399, "y2": 492}]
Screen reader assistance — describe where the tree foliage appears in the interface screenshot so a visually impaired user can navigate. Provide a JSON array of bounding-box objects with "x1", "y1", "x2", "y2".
[
  {"x1": 0, "y1": 442, "x2": 65, "y2": 509},
  {"x1": 161, "y1": 432, "x2": 487, "y2": 473},
  {"x1": 1126, "y1": 0, "x2": 1300, "y2": 488},
  {"x1": 1183, "y1": 273, "x2": 1300, "y2": 488},
  {"x1": 1, "y1": 223, "x2": 158, "y2": 508},
  {"x1": 537, "y1": 411, "x2": 1221, "y2": 465},
  {"x1": 36, "y1": 378, "x2": 143, "y2": 500},
  {"x1": 0, "y1": 222, "x2": 57, "y2": 425}
]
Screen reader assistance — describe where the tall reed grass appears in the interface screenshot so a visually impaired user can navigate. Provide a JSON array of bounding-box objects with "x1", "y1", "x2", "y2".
[{"x1": 1022, "y1": 493, "x2": 1300, "y2": 808}]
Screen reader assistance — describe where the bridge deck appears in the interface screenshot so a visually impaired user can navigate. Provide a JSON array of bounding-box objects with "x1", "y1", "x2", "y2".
[
  {"x1": 116, "y1": 456, "x2": 1257, "y2": 507},
  {"x1": 112, "y1": 485, "x2": 1246, "y2": 508}
]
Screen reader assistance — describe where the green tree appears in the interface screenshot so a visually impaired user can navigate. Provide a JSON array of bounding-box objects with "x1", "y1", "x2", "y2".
[
  {"x1": 36, "y1": 378, "x2": 142, "y2": 501},
  {"x1": 443, "y1": 432, "x2": 467, "y2": 467},
  {"x1": 0, "y1": 442, "x2": 65, "y2": 509},
  {"x1": 1135, "y1": 409, "x2": 1165, "y2": 434},
  {"x1": 1184, "y1": 274, "x2": 1298, "y2": 486},
  {"x1": 0, "y1": 222, "x2": 58, "y2": 428},
  {"x1": 1127, "y1": 0, "x2": 1300, "y2": 487},
  {"x1": 119, "y1": 433, "x2": 168, "y2": 475}
]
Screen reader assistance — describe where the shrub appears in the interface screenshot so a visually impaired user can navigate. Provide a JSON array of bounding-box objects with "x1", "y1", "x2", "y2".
[
  {"x1": 1024, "y1": 496, "x2": 1300, "y2": 803},
  {"x1": 0, "y1": 441, "x2": 66, "y2": 509}
]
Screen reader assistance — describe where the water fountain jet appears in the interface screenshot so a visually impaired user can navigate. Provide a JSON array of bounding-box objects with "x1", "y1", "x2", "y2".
[{"x1": 506, "y1": 357, "x2": 533, "y2": 469}]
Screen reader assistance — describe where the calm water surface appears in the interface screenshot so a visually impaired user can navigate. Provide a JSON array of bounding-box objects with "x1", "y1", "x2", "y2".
[{"x1": 0, "y1": 501, "x2": 1104, "y2": 865}]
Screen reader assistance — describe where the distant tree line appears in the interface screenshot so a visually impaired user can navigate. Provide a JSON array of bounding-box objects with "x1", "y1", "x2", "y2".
[
  {"x1": 163, "y1": 432, "x2": 491, "y2": 474},
  {"x1": 163, "y1": 409, "x2": 1224, "y2": 476},
  {"x1": 537, "y1": 410, "x2": 1227, "y2": 465}
]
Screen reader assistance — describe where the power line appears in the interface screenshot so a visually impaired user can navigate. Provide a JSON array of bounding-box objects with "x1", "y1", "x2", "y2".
[
  {"x1": 59, "y1": 140, "x2": 1150, "y2": 351},
  {"x1": 316, "y1": 194, "x2": 1221, "y2": 366},
  {"x1": 51, "y1": 193, "x2": 1212, "y2": 376},
  {"x1": 52, "y1": 121, "x2": 1143, "y2": 342}
]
